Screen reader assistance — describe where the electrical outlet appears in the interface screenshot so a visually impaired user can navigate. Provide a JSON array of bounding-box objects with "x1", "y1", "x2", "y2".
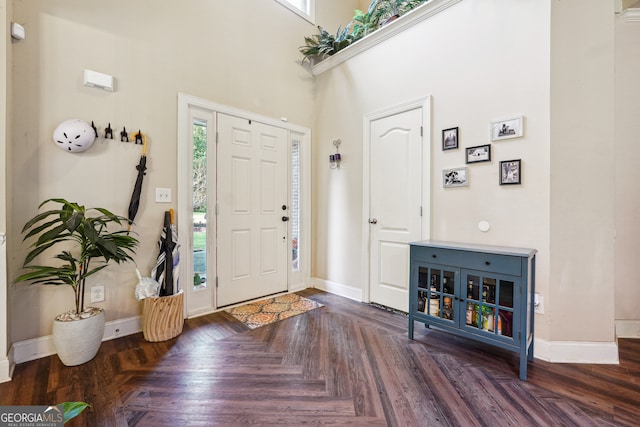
[
  {"x1": 534, "y1": 293, "x2": 544, "y2": 314},
  {"x1": 90, "y1": 285, "x2": 105, "y2": 303}
]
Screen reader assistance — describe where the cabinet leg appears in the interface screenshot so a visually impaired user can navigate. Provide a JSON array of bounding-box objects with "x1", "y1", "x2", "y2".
[
  {"x1": 527, "y1": 340, "x2": 534, "y2": 362},
  {"x1": 519, "y1": 354, "x2": 527, "y2": 381},
  {"x1": 408, "y1": 317, "x2": 414, "y2": 339}
]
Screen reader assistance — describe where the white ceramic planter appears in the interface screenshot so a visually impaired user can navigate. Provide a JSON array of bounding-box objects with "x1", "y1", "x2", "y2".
[{"x1": 52, "y1": 308, "x2": 105, "y2": 366}]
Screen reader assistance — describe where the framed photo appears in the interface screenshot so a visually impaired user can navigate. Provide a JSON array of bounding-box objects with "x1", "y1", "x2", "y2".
[
  {"x1": 443, "y1": 167, "x2": 468, "y2": 188},
  {"x1": 499, "y1": 159, "x2": 521, "y2": 185},
  {"x1": 490, "y1": 116, "x2": 523, "y2": 141},
  {"x1": 442, "y1": 127, "x2": 459, "y2": 150},
  {"x1": 466, "y1": 144, "x2": 491, "y2": 164}
]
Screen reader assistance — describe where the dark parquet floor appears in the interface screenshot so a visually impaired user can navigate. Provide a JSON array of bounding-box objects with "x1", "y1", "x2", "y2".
[{"x1": 1, "y1": 289, "x2": 639, "y2": 426}]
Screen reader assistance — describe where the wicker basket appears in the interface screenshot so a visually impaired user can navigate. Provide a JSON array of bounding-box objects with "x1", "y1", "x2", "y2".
[{"x1": 142, "y1": 291, "x2": 184, "y2": 342}]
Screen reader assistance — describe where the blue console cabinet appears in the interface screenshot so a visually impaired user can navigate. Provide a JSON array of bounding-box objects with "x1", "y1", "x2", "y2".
[{"x1": 409, "y1": 240, "x2": 536, "y2": 380}]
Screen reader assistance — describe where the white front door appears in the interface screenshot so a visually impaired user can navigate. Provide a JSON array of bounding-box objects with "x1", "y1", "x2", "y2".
[
  {"x1": 369, "y1": 108, "x2": 423, "y2": 312},
  {"x1": 217, "y1": 114, "x2": 289, "y2": 306}
]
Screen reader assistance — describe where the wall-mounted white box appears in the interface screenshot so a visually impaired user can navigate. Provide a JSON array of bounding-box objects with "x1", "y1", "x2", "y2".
[
  {"x1": 83, "y1": 69, "x2": 114, "y2": 92},
  {"x1": 11, "y1": 23, "x2": 26, "y2": 40}
]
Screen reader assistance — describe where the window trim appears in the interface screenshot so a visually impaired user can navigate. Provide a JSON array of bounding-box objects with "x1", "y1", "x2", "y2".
[{"x1": 274, "y1": 0, "x2": 315, "y2": 24}]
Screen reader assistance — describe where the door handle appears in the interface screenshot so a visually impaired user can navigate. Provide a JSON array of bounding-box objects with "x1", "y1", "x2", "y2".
[
  {"x1": 368, "y1": 218, "x2": 378, "y2": 224},
  {"x1": 282, "y1": 216, "x2": 289, "y2": 222}
]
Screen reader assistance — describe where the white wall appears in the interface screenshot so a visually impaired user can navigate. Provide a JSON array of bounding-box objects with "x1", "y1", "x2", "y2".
[
  {"x1": 312, "y1": 0, "x2": 553, "y2": 336},
  {"x1": 7, "y1": 0, "x2": 318, "y2": 343},
  {"x1": 614, "y1": 10, "x2": 640, "y2": 334},
  {"x1": 549, "y1": 0, "x2": 616, "y2": 343}
]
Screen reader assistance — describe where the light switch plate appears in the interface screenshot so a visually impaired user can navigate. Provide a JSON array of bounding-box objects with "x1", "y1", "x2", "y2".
[{"x1": 155, "y1": 188, "x2": 172, "y2": 203}]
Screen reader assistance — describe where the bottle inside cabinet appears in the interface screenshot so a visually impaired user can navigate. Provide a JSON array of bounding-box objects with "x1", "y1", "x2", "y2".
[
  {"x1": 417, "y1": 267, "x2": 429, "y2": 313},
  {"x1": 429, "y1": 271, "x2": 441, "y2": 317},
  {"x1": 441, "y1": 271, "x2": 455, "y2": 320},
  {"x1": 463, "y1": 275, "x2": 515, "y2": 336}
]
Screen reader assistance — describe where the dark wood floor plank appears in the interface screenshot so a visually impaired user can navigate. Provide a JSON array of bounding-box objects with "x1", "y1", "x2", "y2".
[
  {"x1": 342, "y1": 323, "x2": 386, "y2": 418},
  {"x1": 361, "y1": 327, "x2": 422, "y2": 427},
  {"x1": 409, "y1": 343, "x2": 482, "y2": 426},
  {"x1": 1, "y1": 288, "x2": 639, "y2": 426}
]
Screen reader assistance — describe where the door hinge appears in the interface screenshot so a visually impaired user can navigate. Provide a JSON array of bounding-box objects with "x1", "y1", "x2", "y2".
[
  {"x1": 420, "y1": 206, "x2": 423, "y2": 217},
  {"x1": 420, "y1": 126, "x2": 423, "y2": 137},
  {"x1": 215, "y1": 203, "x2": 219, "y2": 216},
  {"x1": 216, "y1": 276, "x2": 219, "y2": 288},
  {"x1": 216, "y1": 131, "x2": 219, "y2": 144}
]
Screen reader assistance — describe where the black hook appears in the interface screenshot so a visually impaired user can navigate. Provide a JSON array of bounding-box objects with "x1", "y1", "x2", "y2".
[
  {"x1": 105, "y1": 123, "x2": 113, "y2": 139},
  {"x1": 134, "y1": 129, "x2": 143, "y2": 145},
  {"x1": 91, "y1": 121, "x2": 98, "y2": 137},
  {"x1": 120, "y1": 127, "x2": 129, "y2": 142}
]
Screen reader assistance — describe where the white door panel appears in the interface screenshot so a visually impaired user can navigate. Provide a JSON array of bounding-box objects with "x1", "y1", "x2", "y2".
[
  {"x1": 218, "y1": 114, "x2": 288, "y2": 306},
  {"x1": 370, "y1": 108, "x2": 423, "y2": 312}
]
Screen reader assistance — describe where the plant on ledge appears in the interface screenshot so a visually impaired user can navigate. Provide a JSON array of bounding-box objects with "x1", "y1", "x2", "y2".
[
  {"x1": 299, "y1": 24, "x2": 358, "y2": 65},
  {"x1": 371, "y1": 0, "x2": 427, "y2": 28},
  {"x1": 299, "y1": 0, "x2": 431, "y2": 65}
]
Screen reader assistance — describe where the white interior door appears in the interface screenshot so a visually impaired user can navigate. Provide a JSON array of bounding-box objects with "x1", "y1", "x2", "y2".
[
  {"x1": 217, "y1": 114, "x2": 289, "y2": 306},
  {"x1": 369, "y1": 108, "x2": 423, "y2": 312}
]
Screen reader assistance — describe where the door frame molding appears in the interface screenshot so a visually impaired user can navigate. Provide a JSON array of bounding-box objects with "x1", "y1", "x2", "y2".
[
  {"x1": 361, "y1": 96, "x2": 432, "y2": 305},
  {"x1": 177, "y1": 93, "x2": 312, "y2": 317}
]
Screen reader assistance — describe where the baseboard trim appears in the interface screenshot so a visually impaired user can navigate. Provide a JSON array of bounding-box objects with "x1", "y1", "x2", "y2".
[
  {"x1": 10, "y1": 315, "x2": 142, "y2": 365},
  {"x1": 0, "y1": 356, "x2": 13, "y2": 383},
  {"x1": 311, "y1": 277, "x2": 363, "y2": 302},
  {"x1": 533, "y1": 337, "x2": 619, "y2": 364},
  {"x1": 615, "y1": 320, "x2": 640, "y2": 338}
]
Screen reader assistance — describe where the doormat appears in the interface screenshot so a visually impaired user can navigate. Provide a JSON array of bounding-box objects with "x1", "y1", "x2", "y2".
[{"x1": 225, "y1": 293, "x2": 323, "y2": 329}]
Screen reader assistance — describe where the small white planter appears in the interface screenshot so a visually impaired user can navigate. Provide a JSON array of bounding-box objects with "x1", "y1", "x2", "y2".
[{"x1": 52, "y1": 308, "x2": 105, "y2": 366}]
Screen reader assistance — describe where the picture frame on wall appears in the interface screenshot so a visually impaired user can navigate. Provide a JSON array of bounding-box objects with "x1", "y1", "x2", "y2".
[
  {"x1": 490, "y1": 116, "x2": 523, "y2": 141},
  {"x1": 442, "y1": 127, "x2": 459, "y2": 150},
  {"x1": 499, "y1": 159, "x2": 521, "y2": 185},
  {"x1": 443, "y1": 167, "x2": 468, "y2": 188},
  {"x1": 466, "y1": 144, "x2": 491, "y2": 164}
]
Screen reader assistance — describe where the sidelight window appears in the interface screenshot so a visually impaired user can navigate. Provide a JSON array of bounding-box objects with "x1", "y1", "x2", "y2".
[{"x1": 192, "y1": 120, "x2": 207, "y2": 290}]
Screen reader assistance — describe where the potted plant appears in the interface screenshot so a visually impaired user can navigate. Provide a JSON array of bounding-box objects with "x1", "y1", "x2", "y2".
[
  {"x1": 15, "y1": 198, "x2": 139, "y2": 366},
  {"x1": 299, "y1": 24, "x2": 359, "y2": 65},
  {"x1": 371, "y1": 0, "x2": 427, "y2": 27},
  {"x1": 352, "y1": 1, "x2": 379, "y2": 39}
]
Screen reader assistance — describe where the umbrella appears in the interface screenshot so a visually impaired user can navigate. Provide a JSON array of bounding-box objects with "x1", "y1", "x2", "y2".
[
  {"x1": 127, "y1": 131, "x2": 148, "y2": 229},
  {"x1": 151, "y1": 209, "x2": 180, "y2": 296}
]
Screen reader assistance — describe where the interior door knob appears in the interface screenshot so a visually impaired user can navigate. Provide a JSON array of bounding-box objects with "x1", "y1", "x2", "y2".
[
  {"x1": 369, "y1": 218, "x2": 378, "y2": 224},
  {"x1": 282, "y1": 216, "x2": 289, "y2": 222}
]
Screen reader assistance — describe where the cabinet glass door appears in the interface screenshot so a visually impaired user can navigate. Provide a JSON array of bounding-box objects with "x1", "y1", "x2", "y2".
[
  {"x1": 463, "y1": 273, "x2": 516, "y2": 338},
  {"x1": 416, "y1": 266, "x2": 456, "y2": 322}
]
